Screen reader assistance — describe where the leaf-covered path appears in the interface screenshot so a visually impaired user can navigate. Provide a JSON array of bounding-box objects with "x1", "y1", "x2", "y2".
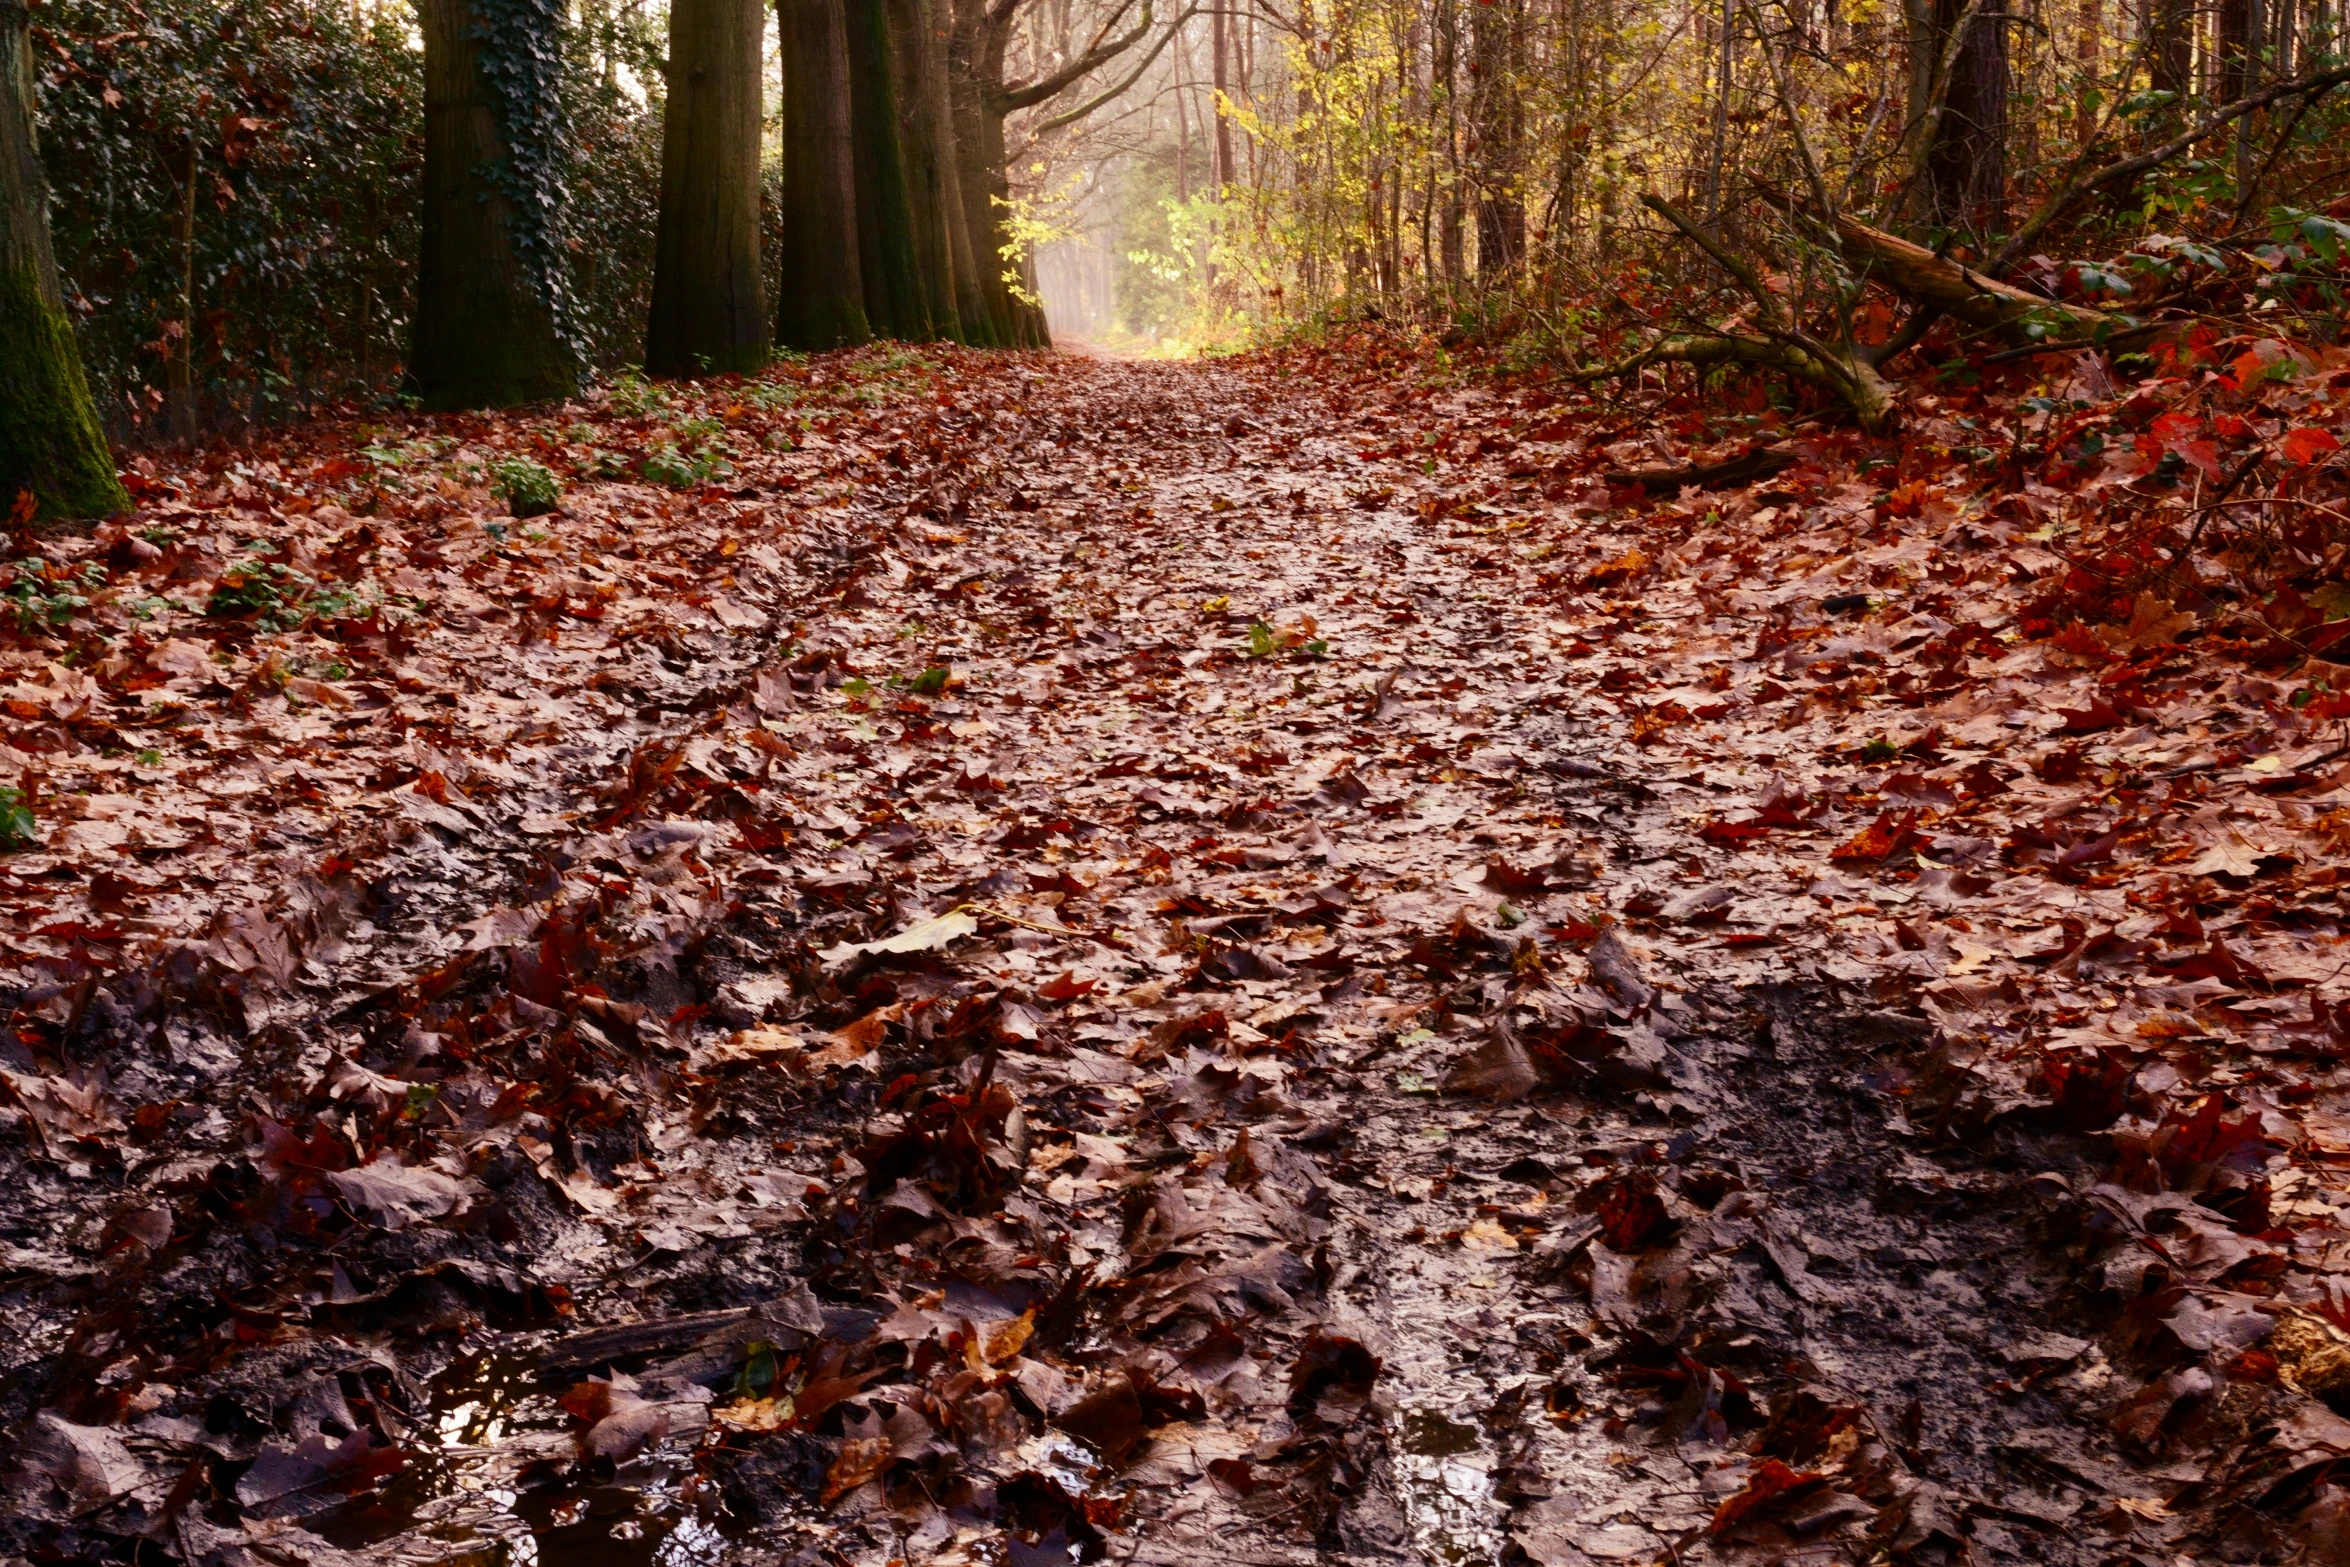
[{"x1": 7, "y1": 341, "x2": 2350, "y2": 1564}]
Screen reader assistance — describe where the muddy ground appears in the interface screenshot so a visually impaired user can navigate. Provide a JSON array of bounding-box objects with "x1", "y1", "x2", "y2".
[{"x1": 5, "y1": 348, "x2": 2346, "y2": 1567}]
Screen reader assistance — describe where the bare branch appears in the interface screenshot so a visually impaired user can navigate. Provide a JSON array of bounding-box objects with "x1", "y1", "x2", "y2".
[{"x1": 1995, "y1": 63, "x2": 2350, "y2": 270}]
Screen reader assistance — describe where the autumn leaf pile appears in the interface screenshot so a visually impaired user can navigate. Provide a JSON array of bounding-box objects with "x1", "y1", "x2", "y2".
[{"x1": 3, "y1": 327, "x2": 2350, "y2": 1564}]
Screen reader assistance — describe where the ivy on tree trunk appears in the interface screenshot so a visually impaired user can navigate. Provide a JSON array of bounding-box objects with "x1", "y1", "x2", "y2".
[{"x1": 408, "y1": 0, "x2": 580, "y2": 410}]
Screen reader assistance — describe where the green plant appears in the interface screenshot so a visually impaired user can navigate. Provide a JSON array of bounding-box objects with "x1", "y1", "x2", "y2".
[
  {"x1": 608, "y1": 369, "x2": 669, "y2": 416},
  {"x1": 642, "y1": 445, "x2": 728, "y2": 488},
  {"x1": 489, "y1": 455, "x2": 562, "y2": 517},
  {"x1": 888, "y1": 664, "x2": 951, "y2": 695},
  {"x1": 3, "y1": 558, "x2": 106, "y2": 634},
  {"x1": 0, "y1": 786, "x2": 36, "y2": 851},
  {"x1": 206, "y1": 561, "x2": 368, "y2": 631}
]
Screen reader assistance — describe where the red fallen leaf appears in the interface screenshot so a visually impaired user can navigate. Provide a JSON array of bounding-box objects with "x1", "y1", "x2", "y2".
[
  {"x1": 2282, "y1": 426, "x2": 2341, "y2": 465},
  {"x1": 1829, "y1": 808, "x2": 1921, "y2": 863},
  {"x1": 1481, "y1": 859, "x2": 1549, "y2": 895},
  {"x1": 1596, "y1": 1172, "x2": 1671, "y2": 1251},
  {"x1": 1751, "y1": 777, "x2": 1821, "y2": 827},
  {"x1": 2058, "y1": 698, "x2": 2127, "y2": 732},
  {"x1": 2041, "y1": 1047, "x2": 2135, "y2": 1131},
  {"x1": 1699, "y1": 817, "x2": 1770, "y2": 846},
  {"x1": 1957, "y1": 759, "x2": 2011, "y2": 797},
  {"x1": 1037, "y1": 969, "x2": 1096, "y2": 1001},
  {"x1": 2057, "y1": 829, "x2": 2124, "y2": 868},
  {"x1": 1710, "y1": 1457, "x2": 1827, "y2": 1535},
  {"x1": 1717, "y1": 932, "x2": 1777, "y2": 947},
  {"x1": 2155, "y1": 935, "x2": 2269, "y2": 989},
  {"x1": 2159, "y1": 1092, "x2": 2267, "y2": 1170},
  {"x1": 1206, "y1": 1457, "x2": 1257, "y2": 1495}
]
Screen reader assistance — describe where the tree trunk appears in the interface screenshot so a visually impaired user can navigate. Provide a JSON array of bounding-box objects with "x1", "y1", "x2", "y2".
[
  {"x1": 647, "y1": 0, "x2": 769, "y2": 377},
  {"x1": 845, "y1": 0, "x2": 927, "y2": 338},
  {"x1": 775, "y1": 0, "x2": 871, "y2": 348},
  {"x1": 1923, "y1": 0, "x2": 2009, "y2": 229},
  {"x1": 0, "y1": 0, "x2": 125, "y2": 521},
  {"x1": 1470, "y1": 0, "x2": 1525, "y2": 276},
  {"x1": 1436, "y1": 0, "x2": 1463, "y2": 286},
  {"x1": 887, "y1": 0, "x2": 963, "y2": 339},
  {"x1": 943, "y1": 0, "x2": 1004, "y2": 343},
  {"x1": 166, "y1": 128, "x2": 197, "y2": 443},
  {"x1": 409, "y1": 0, "x2": 580, "y2": 410},
  {"x1": 2144, "y1": 0, "x2": 2192, "y2": 98},
  {"x1": 946, "y1": 0, "x2": 1031, "y2": 345},
  {"x1": 2218, "y1": 0, "x2": 2257, "y2": 101},
  {"x1": 924, "y1": 0, "x2": 991, "y2": 341},
  {"x1": 1212, "y1": 4, "x2": 1233, "y2": 191}
]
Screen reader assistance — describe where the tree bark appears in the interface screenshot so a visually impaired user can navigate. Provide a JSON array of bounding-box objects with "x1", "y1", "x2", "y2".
[
  {"x1": 1211, "y1": 3, "x2": 1232, "y2": 191},
  {"x1": 2217, "y1": 0, "x2": 2257, "y2": 102},
  {"x1": 1470, "y1": 0, "x2": 1525, "y2": 276},
  {"x1": 946, "y1": 0, "x2": 1029, "y2": 345},
  {"x1": 1810, "y1": 203, "x2": 2113, "y2": 337},
  {"x1": 0, "y1": 0, "x2": 125, "y2": 520},
  {"x1": 648, "y1": 0, "x2": 769, "y2": 377},
  {"x1": 775, "y1": 0, "x2": 872, "y2": 348},
  {"x1": 1436, "y1": 0, "x2": 1463, "y2": 286},
  {"x1": 409, "y1": 0, "x2": 580, "y2": 411},
  {"x1": 846, "y1": 0, "x2": 928, "y2": 338},
  {"x1": 2143, "y1": 0, "x2": 2192, "y2": 99},
  {"x1": 888, "y1": 0, "x2": 965, "y2": 339},
  {"x1": 1922, "y1": 0, "x2": 2008, "y2": 228}
]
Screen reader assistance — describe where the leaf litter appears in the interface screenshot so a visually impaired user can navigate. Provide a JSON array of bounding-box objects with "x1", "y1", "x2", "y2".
[{"x1": 3, "y1": 331, "x2": 2350, "y2": 1562}]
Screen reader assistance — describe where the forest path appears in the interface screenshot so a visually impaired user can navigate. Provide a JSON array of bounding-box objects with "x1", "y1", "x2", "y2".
[{"x1": 7, "y1": 344, "x2": 2329, "y2": 1567}]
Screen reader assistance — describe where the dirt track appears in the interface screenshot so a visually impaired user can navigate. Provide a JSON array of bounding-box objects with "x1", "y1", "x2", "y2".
[{"x1": 6, "y1": 348, "x2": 2346, "y2": 1566}]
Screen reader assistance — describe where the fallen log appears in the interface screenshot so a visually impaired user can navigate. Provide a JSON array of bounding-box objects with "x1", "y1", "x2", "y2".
[
  {"x1": 1603, "y1": 443, "x2": 1798, "y2": 494},
  {"x1": 1781, "y1": 200, "x2": 2119, "y2": 342},
  {"x1": 1580, "y1": 197, "x2": 1900, "y2": 433},
  {"x1": 1573, "y1": 329, "x2": 1897, "y2": 434}
]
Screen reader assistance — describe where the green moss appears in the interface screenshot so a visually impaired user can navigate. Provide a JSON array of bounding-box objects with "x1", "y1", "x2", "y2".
[
  {"x1": 777, "y1": 298, "x2": 872, "y2": 353},
  {"x1": 0, "y1": 262, "x2": 128, "y2": 522}
]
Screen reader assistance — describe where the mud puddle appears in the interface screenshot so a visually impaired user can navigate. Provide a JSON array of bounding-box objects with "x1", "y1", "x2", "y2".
[
  {"x1": 308, "y1": 1352, "x2": 731, "y2": 1567},
  {"x1": 1315, "y1": 983, "x2": 2145, "y2": 1565}
]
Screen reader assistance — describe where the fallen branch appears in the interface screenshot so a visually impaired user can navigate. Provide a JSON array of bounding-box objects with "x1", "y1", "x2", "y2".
[
  {"x1": 1994, "y1": 63, "x2": 2350, "y2": 271},
  {"x1": 1603, "y1": 443, "x2": 1799, "y2": 493},
  {"x1": 1572, "y1": 329, "x2": 1898, "y2": 433},
  {"x1": 1593, "y1": 195, "x2": 1899, "y2": 431},
  {"x1": 1773, "y1": 197, "x2": 2119, "y2": 342}
]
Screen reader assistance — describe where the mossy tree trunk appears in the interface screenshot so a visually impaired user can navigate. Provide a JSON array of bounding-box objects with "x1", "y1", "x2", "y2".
[
  {"x1": 775, "y1": 0, "x2": 871, "y2": 349},
  {"x1": 943, "y1": 0, "x2": 1013, "y2": 346},
  {"x1": 887, "y1": 0, "x2": 968, "y2": 340},
  {"x1": 409, "y1": 0, "x2": 580, "y2": 410},
  {"x1": 646, "y1": 0, "x2": 769, "y2": 376},
  {"x1": 1, "y1": 0, "x2": 126, "y2": 522},
  {"x1": 845, "y1": 0, "x2": 929, "y2": 339}
]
